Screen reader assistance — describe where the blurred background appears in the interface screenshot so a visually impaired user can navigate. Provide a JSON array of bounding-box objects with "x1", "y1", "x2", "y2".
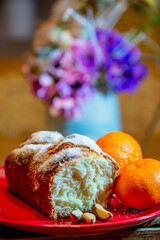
[{"x1": 0, "y1": 0, "x2": 160, "y2": 165}]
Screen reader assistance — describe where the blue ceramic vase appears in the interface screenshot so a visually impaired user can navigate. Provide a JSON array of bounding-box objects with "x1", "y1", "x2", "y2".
[{"x1": 62, "y1": 91, "x2": 122, "y2": 141}]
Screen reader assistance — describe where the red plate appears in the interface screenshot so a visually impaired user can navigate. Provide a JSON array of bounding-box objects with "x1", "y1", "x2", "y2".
[{"x1": 0, "y1": 166, "x2": 160, "y2": 236}]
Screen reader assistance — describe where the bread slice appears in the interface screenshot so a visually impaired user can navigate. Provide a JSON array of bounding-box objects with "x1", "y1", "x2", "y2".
[{"x1": 5, "y1": 131, "x2": 119, "y2": 219}]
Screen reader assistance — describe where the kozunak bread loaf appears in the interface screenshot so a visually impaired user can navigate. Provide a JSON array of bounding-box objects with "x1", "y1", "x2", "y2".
[{"x1": 5, "y1": 131, "x2": 119, "y2": 219}]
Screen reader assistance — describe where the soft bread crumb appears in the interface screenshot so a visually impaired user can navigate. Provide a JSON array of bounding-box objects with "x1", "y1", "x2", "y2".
[{"x1": 50, "y1": 155, "x2": 115, "y2": 218}]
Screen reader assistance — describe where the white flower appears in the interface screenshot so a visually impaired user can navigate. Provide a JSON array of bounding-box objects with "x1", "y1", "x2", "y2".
[{"x1": 48, "y1": 27, "x2": 73, "y2": 48}]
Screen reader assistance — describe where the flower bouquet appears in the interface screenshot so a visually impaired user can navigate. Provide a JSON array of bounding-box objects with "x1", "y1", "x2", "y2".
[
  {"x1": 24, "y1": 0, "x2": 152, "y2": 120},
  {"x1": 24, "y1": 0, "x2": 160, "y2": 138}
]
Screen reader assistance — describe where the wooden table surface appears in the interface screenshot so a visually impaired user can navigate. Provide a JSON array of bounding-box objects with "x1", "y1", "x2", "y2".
[{"x1": 0, "y1": 218, "x2": 160, "y2": 239}]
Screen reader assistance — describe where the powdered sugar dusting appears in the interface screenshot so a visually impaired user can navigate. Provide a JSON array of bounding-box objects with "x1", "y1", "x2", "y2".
[
  {"x1": 23, "y1": 131, "x2": 63, "y2": 145},
  {"x1": 34, "y1": 144, "x2": 53, "y2": 161},
  {"x1": 13, "y1": 143, "x2": 52, "y2": 158},
  {"x1": 38, "y1": 147, "x2": 83, "y2": 172},
  {"x1": 56, "y1": 134, "x2": 102, "y2": 154},
  {"x1": 13, "y1": 144, "x2": 43, "y2": 158},
  {"x1": 55, "y1": 147, "x2": 83, "y2": 162}
]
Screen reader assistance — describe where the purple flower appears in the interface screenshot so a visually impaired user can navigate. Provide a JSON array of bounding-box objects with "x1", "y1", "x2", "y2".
[
  {"x1": 49, "y1": 48, "x2": 65, "y2": 78},
  {"x1": 55, "y1": 80, "x2": 72, "y2": 97},
  {"x1": 52, "y1": 97, "x2": 81, "y2": 119},
  {"x1": 97, "y1": 29, "x2": 140, "y2": 63},
  {"x1": 30, "y1": 73, "x2": 55, "y2": 101},
  {"x1": 39, "y1": 73, "x2": 53, "y2": 87},
  {"x1": 106, "y1": 59, "x2": 148, "y2": 93},
  {"x1": 54, "y1": 69, "x2": 95, "y2": 118},
  {"x1": 97, "y1": 29, "x2": 148, "y2": 93},
  {"x1": 53, "y1": 39, "x2": 102, "y2": 80},
  {"x1": 62, "y1": 68, "x2": 94, "y2": 85},
  {"x1": 76, "y1": 84, "x2": 95, "y2": 103},
  {"x1": 70, "y1": 39, "x2": 101, "y2": 74}
]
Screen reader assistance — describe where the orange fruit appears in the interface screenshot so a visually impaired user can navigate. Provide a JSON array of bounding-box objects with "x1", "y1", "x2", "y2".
[
  {"x1": 96, "y1": 131, "x2": 143, "y2": 170},
  {"x1": 115, "y1": 158, "x2": 160, "y2": 209}
]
